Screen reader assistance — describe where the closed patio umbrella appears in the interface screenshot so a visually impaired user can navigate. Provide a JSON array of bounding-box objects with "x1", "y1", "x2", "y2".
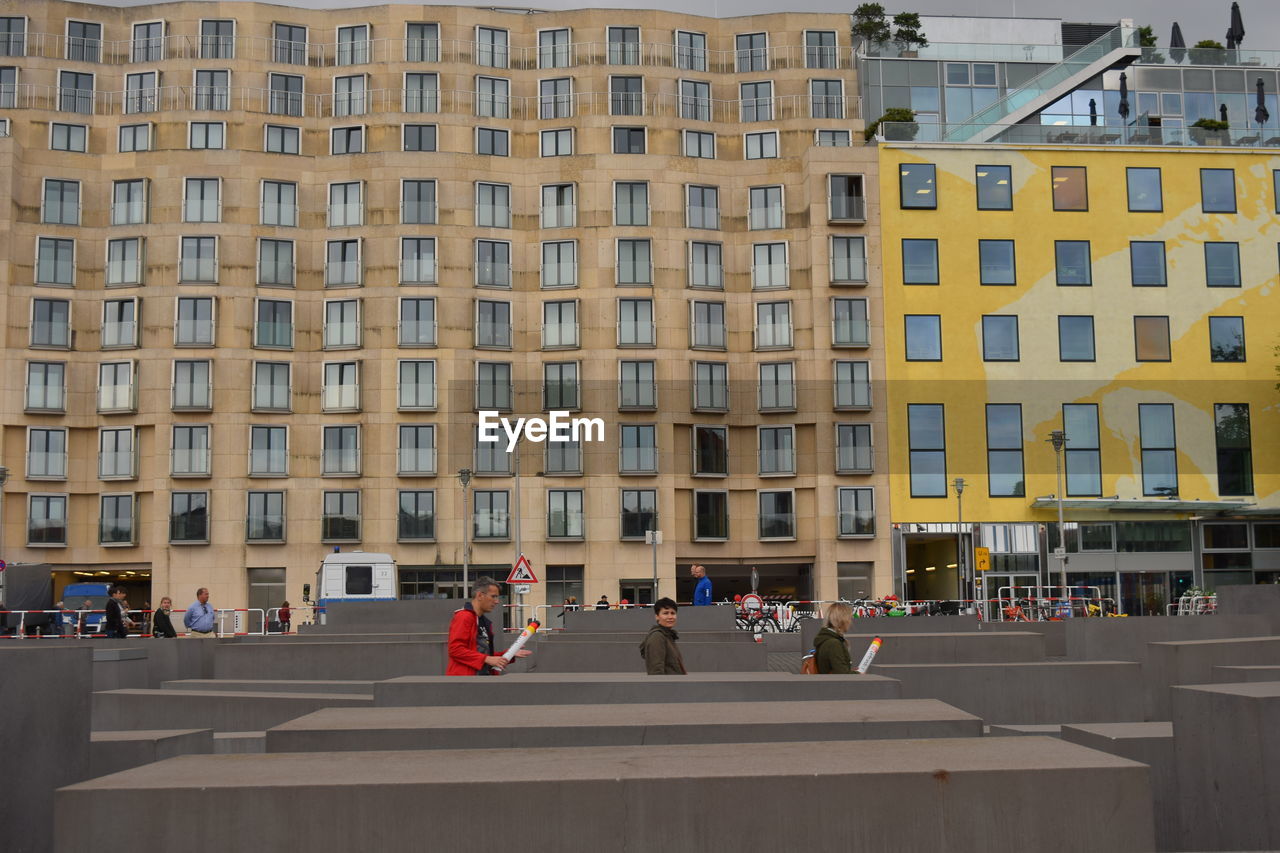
[
  {"x1": 1118, "y1": 72, "x2": 1130, "y2": 121},
  {"x1": 1170, "y1": 22, "x2": 1186, "y2": 64},
  {"x1": 1089, "y1": 98, "x2": 1097, "y2": 125},
  {"x1": 1228, "y1": 2, "x2": 1246, "y2": 48},
  {"x1": 1220, "y1": 103, "x2": 1229, "y2": 123},
  {"x1": 1256, "y1": 78, "x2": 1270, "y2": 125}
]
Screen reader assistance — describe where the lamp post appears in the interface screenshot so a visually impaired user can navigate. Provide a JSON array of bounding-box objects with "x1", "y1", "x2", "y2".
[
  {"x1": 953, "y1": 477, "x2": 966, "y2": 605},
  {"x1": 458, "y1": 468, "x2": 472, "y2": 597},
  {"x1": 1048, "y1": 430, "x2": 1068, "y2": 598},
  {"x1": 0, "y1": 466, "x2": 8, "y2": 605},
  {"x1": 646, "y1": 528, "x2": 662, "y2": 603}
]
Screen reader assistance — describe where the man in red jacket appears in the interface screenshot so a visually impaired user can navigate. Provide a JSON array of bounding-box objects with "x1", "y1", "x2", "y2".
[{"x1": 446, "y1": 576, "x2": 532, "y2": 675}]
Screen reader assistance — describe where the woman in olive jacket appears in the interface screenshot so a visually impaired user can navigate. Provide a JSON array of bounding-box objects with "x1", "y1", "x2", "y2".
[{"x1": 813, "y1": 602, "x2": 854, "y2": 674}]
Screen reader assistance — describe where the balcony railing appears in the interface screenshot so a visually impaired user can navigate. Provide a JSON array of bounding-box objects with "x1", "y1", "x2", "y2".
[
  {"x1": 1136, "y1": 46, "x2": 1280, "y2": 67},
  {"x1": 883, "y1": 121, "x2": 1280, "y2": 148}
]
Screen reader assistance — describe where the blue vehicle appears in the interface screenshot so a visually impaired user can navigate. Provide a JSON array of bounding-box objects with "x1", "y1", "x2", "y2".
[{"x1": 62, "y1": 582, "x2": 111, "y2": 634}]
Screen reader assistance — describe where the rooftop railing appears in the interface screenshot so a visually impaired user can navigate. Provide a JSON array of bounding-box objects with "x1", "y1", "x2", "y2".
[
  {"x1": 860, "y1": 41, "x2": 1064, "y2": 63},
  {"x1": 883, "y1": 120, "x2": 1280, "y2": 148},
  {"x1": 1135, "y1": 46, "x2": 1280, "y2": 67}
]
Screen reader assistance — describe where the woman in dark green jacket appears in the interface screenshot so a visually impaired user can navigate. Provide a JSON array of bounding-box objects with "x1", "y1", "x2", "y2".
[{"x1": 813, "y1": 602, "x2": 854, "y2": 674}]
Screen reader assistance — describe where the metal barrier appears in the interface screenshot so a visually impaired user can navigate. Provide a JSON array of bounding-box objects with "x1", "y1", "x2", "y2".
[{"x1": 1168, "y1": 594, "x2": 1217, "y2": 616}]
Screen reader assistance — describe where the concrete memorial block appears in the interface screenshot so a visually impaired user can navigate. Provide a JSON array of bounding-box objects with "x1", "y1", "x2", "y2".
[
  {"x1": 213, "y1": 640, "x2": 447, "y2": 680},
  {"x1": 1216, "y1": 584, "x2": 1280, "y2": 634},
  {"x1": 982, "y1": 620, "x2": 1068, "y2": 657},
  {"x1": 1172, "y1": 682, "x2": 1280, "y2": 852},
  {"x1": 1144, "y1": 636, "x2": 1280, "y2": 719},
  {"x1": 318, "y1": 598, "x2": 461, "y2": 631},
  {"x1": 796, "y1": 627, "x2": 1046, "y2": 664},
  {"x1": 91, "y1": 647, "x2": 149, "y2": 692},
  {"x1": 562, "y1": 605, "x2": 737, "y2": 632},
  {"x1": 91, "y1": 689, "x2": 373, "y2": 732},
  {"x1": 1060, "y1": 723, "x2": 1176, "y2": 853},
  {"x1": 55, "y1": 738, "x2": 1155, "y2": 853},
  {"x1": 375, "y1": 672, "x2": 902, "y2": 707},
  {"x1": 266, "y1": 699, "x2": 981, "y2": 753},
  {"x1": 162, "y1": 679, "x2": 378, "y2": 694},
  {"x1": 214, "y1": 732, "x2": 267, "y2": 754},
  {"x1": 1065, "y1": 615, "x2": 1273, "y2": 664},
  {"x1": 987, "y1": 724, "x2": 1062, "y2": 737},
  {"x1": 526, "y1": 639, "x2": 767, "y2": 672},
  {"x1": 90, "y1": 730, "x2": 213, "y2": 778},
  {"x1": 871, "y1": 661, "x2": 1145, "y2": 724},
  {"x1": 0, "y1": 646, "x2": 92, "y2": 853},
  {"x1": 1211, "y1": 665, "x2": 1280, "y2": 683}
]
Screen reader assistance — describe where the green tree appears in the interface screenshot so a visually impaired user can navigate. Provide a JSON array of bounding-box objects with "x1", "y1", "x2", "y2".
[
  {"x1": 1137, "y1": 25, "x2": 1157, "y2": 47},
  {"x1": 851, "y1": 4, "x2": 891, "y2": 48},
  {"x1": 892, "y1": 12, "x2": 929, "y2": 52}
]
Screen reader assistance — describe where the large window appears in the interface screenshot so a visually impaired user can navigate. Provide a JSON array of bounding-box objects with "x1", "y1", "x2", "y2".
[
  {"x1": 981, "y1": 315, "x2": 1019, "y2": 361},
  {"x1": 322, "y1": 425, "x2": 360, "y2": 476},
  {"x1": 98, "y1": 362, "x2": 135, "y2": 412},
  {"x1": 758, "y1": 363, "x2": 794, "y2": 411},
  {"x1": 26, "y1": 362, "x2": 66, "y2": 412},
  {"x1": 99, "y1": 494, "x2": 135, "y2": 545},
  {"x1": 690, "y1": 242, "x2": 724, "y2": 289},
  {"x1": 27, "y1": 428, "x2": 67, "y2": 479},
  {"x1": 112, "y1": 179, "x2": 147, "y2": 225},
  {"x1": 986, "y1": 404, "x2": 1024, "y2": 497},
  {"x1": 619, "y1": 361, "x2": 655, "y2": 409},
  {"x1": 540, "y1": 77, "x2": 572, "y2": 119},
  {"x1": 477, "y1": 26, "x2": 508, "y2": 68},
  {"x1": 107, "y1": 238, "x2": 144, "y2": 286},
  {"x1": 170, "y1": 492, "x2": 208, "y2": 543},
  {"x1": 620, "y1": 424, "x2": 657, "y2": 473},
  {"x1": 828, "y1": 175, "x2": 865, "y2": 221},
  {"x1": 172, "y1": 360, "x2": 212, "y2": 410},
  {"x1": 28, "y1": 495, "x2": 68, "y2": 546},
  {"x1": 183, "y1": 179, "x2": 220, "y2": 223},
  {"x1": 831, "y1": 237, "x2": 866, "y2": 283},
  {"x1": 547, "y1": 490, "x2": 585, "y2": 539},
  {"x1": 542, "y1": 300, "x2": 578, "y2": 348},
  {"x1": 322, "y1": 491, "x2": 361, "y2": 541},
  {"x1": 754, "y1": 301, "x2": 792, "y2": 349},
  {"x1": 752, "y1": 243, "x2": 788, "y2": 289},
  {"x1": 542, "y1": 242, "x2": 577, "y2": 288},
  {"x1": 326, "y1": 239, "x2": 361, "y2": 286},
  {"x1": 1130, "y1": 242, "x2": 1166, "y2": 287},
  {"x1": 759, "y1": 491, "x2": 795, "y2": 539},
  {"x1": 1204, "y1": 243, "x2": 1241, "y2": 287},
  {"x1": 258, "y1": 239, "x2": 294, "y2": 287},
  {"x1": 613, "y1": 127, "x2": 646, "y2": 154},
  {"x1": 476, "y1": 240, "x2": 511, "y2": 288},
  {"x1": 617, "y1": 240, "x2": 652, "y2": 285},
  {"x1": 834, "y1": 361, "x2": 870, "y2": 409},
  {"x1": 680, "y1": 79, "x2": 711, "y2": 121},
  {"x1": 476, "y1": 182, "x2": 510, "y2": 228},
  {"x1": 250, "y1": 425, "x2": 288, "y2": 476},
  {"x1": 31, "y1": 299, "x2": 70, "y2": 348},
  {"x1": 323, "y1": 361, "x2": 360, "y2": 411},
  {"x1": 401, "y1": 238, "x2": 437, "y2": 284},
  {"x1": 838, "y1": 488, "x2": 875, "y2": 536},
  {"x1": 691, "y1": 301, "x2": 725, "y2": 349},
  {"x1": 1134, "y1": 316, "x2": 1171, "y2": 362},
  {"x1": 172, "y1": 425, "x2": 210, "y2": 476},
  {"x1": 175, "y1": 297, "x2": 214, "y2": 346},
  {"x1": 476, "y1": 299, "x2": 511, "y2": 348},
  {"x1": 255, "y1": 299, "x2": 293, "y2": 349},
  {"x1": 473, "y1": 490, "x2": 510, "y2": 539},
  {"x1": 1051, "y1": 166, "x2": 1087, "y2": 210},
  {"x1": 179, "y1": 236, "x2": 217, "y2": 283},
  {"x1": 740, "y1": 81, "x2": 772, "y2": 121},
  {"x1": 694, "y1": 491, "x2": 728, "y2": 539},
  {"x1": 1200, "y1": 168, "x2": 1235, "y2": 213},
  {"x1": 1058, "y1": 316, "x2": 1095, "y2": 361},
  {"x1": 1139, "y1": 404, "x2": 1177, "y2": 496},
  {"x1": 976, "y1": 165, "x2": 1012, "y2": 209},
  {"x1": 399, "y1": 298, "x2": 436, "y2": 347},
  {"x1": 748, "y1": 186, "x2": 784, "y2": 230},
  {"x1": 836, "y1": 424, "x2": 873, "y2": 473},
  {"x1": 1209, "y1": 316, "x2": 1245, "y2": 362},
  {"x1": 543, "y1": 362, "x2": 579, "y2": 410},
  {"x1": 810, "y1": 79, "x2": 844, "y2": 118},
  {"x1": 904, "y1": 315, "x2": 942, "y2": 361},
  {"x1": 902, "y1": 239, "x2": 939, "y2": 284},
  {"x1": 37, "y1": 238, "x2": 75, "y2": 286},
  {"x1": 261, "y1": 180, "x2": 297, "y2": 227},
  {"x1": 42, "y1": 179, "x2": 80, "y2": 225},
  {"x1": 475, "y1": 76, "x2": 509, "y2": 119},
  {"x1": 272, "y1": 24, "x2": 306, "y2": 64},
  {"x1": 693, "y1": 426, "x2": 728, "y2": 476},
  {"x1": 1127, "y1": 167, "x2": 1162, "y2": 211},
  {"x1": 979, "y1": 240, "x2": 1016, "y2": 285},
  {"x1": 610, "y1": 75, "x2": 642, "y2": 115},
  {"x1": 398, "y1": 360, "x2": 436, "y2": 410},
  {"x1": 269, "y1": 73, "x2": 304, "y2": 116},
  {"x1": 907, "y1": 404, "x2": 946, "y2": 497},
  {"x1": 398, "y1": 425, "x2": 436, "y2": 475},
  {"x1": 336, "y1": 25, "x2": 370, "y2": 66},
  {"x1": 539, "y1": 28, "x2": 570, "y2": 68},
  {"x1": 693, "y1": 362, "x2": 728, "y2": 411},
  {"x1": 1063, "y1": 404, "x2": 1101, "y2": 496},
  {"x1": 899, "y1": 163, "x2": 936, "y2": 209},
  {"x1": 759, "y1": 426, "x2": 795, "y2": 475},
  {"x1": 252, "y1": 362, "x2": 290, "y2": 411},
  {"x1": 99, "y1": 428, "x2": 136, "y2": 479},
  {"x1": 398, "y1": 491, "x2": 435, "y2": 541},
  {"x1": 686, "y1": 185, "x2": 719, "y2": 229},
  {"x1": 475, "y1": 362, "x2": 512, "y2": 410},
  {"x1": 1214, "y1": 404, "x2": 1252, "y2": 496},
  {"x1": 1055, "y1": 241, "x2": 1091, "y2": 286},
  {"x1": 618, "y1": 298, "x2": 654, "y2": 346},
  {"x1": 246, "y1": 492, "x2": 285, "y2": 541},
  {"x1": 621, "y1": 490, "x2": 657, "y2": 539},
  {"x1": 542, "y1": 184, "x2": 576, "y2": 228},
  {"x1": 51, "y1": 123, "x2": 87, "y2": 153},
  {"x1": 615, "y1": 182, "x2": 649, "y2": 226},
  {"x1": 832, "y1": 298, "x2": 868, "y2": 347}
]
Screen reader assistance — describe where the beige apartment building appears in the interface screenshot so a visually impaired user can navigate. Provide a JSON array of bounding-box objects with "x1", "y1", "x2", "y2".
[{"x1": 0, "y1": 0, "x2": 888, "y2": 619}]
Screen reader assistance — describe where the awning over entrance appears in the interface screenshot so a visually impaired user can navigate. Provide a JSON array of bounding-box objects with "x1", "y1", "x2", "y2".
[{"x1": 1029, "y1": 497, "x2": 1257, "y2": 513}]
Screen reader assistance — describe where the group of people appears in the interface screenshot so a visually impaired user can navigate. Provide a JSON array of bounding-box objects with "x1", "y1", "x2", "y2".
[{"x1": 81, "y1": 588, "x2": 292, "y2": 638}]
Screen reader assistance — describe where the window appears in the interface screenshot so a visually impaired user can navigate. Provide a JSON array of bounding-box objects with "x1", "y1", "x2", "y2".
[
  {"x1": 322, "y1": 182, "x2": 362, "y2": 228},
  {"x1": 1051, "y1": 166, "x2": 1087, "y2": 211},
  {"x1": 322, "y1": 299, "x2": 359, "y2": 349},
  {"x1": 1214, "y1": 403, "x2": 1253, "y2": 496},
  {"x1": 693, "y1": 361, "x2": 728, "y2": 410},
  {"x1": 246, "y1": 491, "x2": 286, "y2": 541},
  {"x1": 615, "y1": 182, "x2": 649, "y2": 226},
  {"x1": 252, "y1": 362, "x2": 291, "y2": 411},
  {"x1": 542, "y1": 184, "x2": 576, "y2": 228},
  {"x1": 1063, "y1": 404, "x2": 1101, "y2": 496},
  {"x1": 36, "y1": 238, "x2": 75, "y2": 286},
  {"x1": 1139, "y1": 404, "x2": 1177, "y2": 496},
  {"x1": 676, "y1": 30, "x2": 707, "y2": 71},
  {"x1": 978, "y1": 240, "x2": 1016, "y2": 285},
  {"x1": 476, "y1": 75, "x2": 509, "y2": 119},
  {"x1": 810, "y1": 79, "x2": 844, "y2": 118},
  {"x1": 476, "y1": 300, "x2": 512, "y2": 348},
  {"x1": 752, "y1": 243, "x2": 788, "y2": 289},
  {"x1": 684, "y1": 130, "x2": 715, "y2": 159},
  {"x1": 124, "y1": 71, "x2": 158, "y2": 114},
  {"x1": 816, "y1": 129, "x2": 852, "y2": 147},
  {"x1": 976, "y1": 165, "x2": 1012, "y2": 210},
  {"x1": 26, "y1": 362, "x2": 65, "y2": 412},
  {"x1": 617, "y1": 240, "x2": 652, "y2": 285},
  {"x1": 97, "y1": 361, "x2": 135, "y2": 412},
  {"x1": 838, "y1": 488, "x2": 875, "y2": 536},
  {"x1": 1130, "y1": 242, "x2": 1167, "y2": 286},
  {"x1": 473, "y1": 491, "x2": 510, "y2": 539},
  {"x1": 547, "y1": 490, "x2": 585, "y2": 539},
  {"x1": 618, "y1": 298, "x2": 654, "y2": 346},
  {"x1": 175, "y1": 297, "x2": 214, "y2": 346},
  {"x1": 398, "y1": 425, "x2": 436, "y2": 475},
  {"x1": 540, "y1": 77, "x2": 572, "y2": 119},
  {"x1": 42, "y1": 179, "x2": 80, "y2": 225},
  {"x1": 902, "y1": 239, "x2": 939, "y2": 284},
  {"x1": 189, "y1": 122, "x2": 224, "y2": 150},
  {"x1": 59, "y1": 70, "x2": 94, "y2": 114},
  {"x1": 28, "y1": 494, "x2": 68, "y2": 546},
  {"x1": 331, "y1": 125, "x2": 364, "y2": 154},
  {"x1": 981, "y1": 315, "x2": 1019, "y2": 361},
  {"x1": 613, "y1": 127, "x2": 645, "y2": 154},
  {"x1": 748, "y1": 186, "x2": 783, "y2": 230},
  {"x1": 336, "y1": 24, "x2": 370, "y2": 66},
  {"x1": 541, "y1": 128, "x2": 573, "y2": 156},
  {"x1": 99, "y1": 494, "x2": 135, "y2": 545},
  {"x1": 543, "y1": 362, "x2": 579, "y2": 410},
  {"x1": 740, "y1": 81, "x2": 772, "y2": 121},
  {"x1": 170, "y1": 492, "x2": 208, "y2": 543},
  {"x1": 255, "y1": 299, "x2": 293, "y2": 349},
  {"x1": 200, "y1": 19, "x2": 234, "y2": 58},
  {"x1": 397, "y1": 491, "x2": 435, "y2": 541},
  {"x1": 693, "y1": 426, "x2": 728, "y2": 476},
  {"x1": 1134, "y1": 316, "x2": 1171, "y2": 362},
  {"x1": 907, "y1": 403, "x2": 946, "y2": 497},
  {"x1": 755, "y1": 301, "x2": 792, "y2": 349},
  {"x1": 1058, "y1": 316, "x2": 1095, "y2": 362},
  {"x1": 759, "y1": 491, "x2": 795, "y2": 539},
  {"x1": 539, "y1": 28, "x2": 570, "y2": 68},
  {"x1": 257, "y1": 239, "x2": 294, "y2": 287},
  {"x1": 745, "y1": 131, "x2": 778, "y2": 159},
  {"x1": 405, "y1": 72, "x2": 438, "y2": 112},
  {"x1": 1127, "y1": 167, "x2": 1162, "y2": 211},
  {"x1": 836, "y1": 424, "x2": 873, "y2": 473},
  {"x1": 398, "y1": 360, "x2": 437, "y2": 410},
  {"x1": 51, "y1": 123, "x2": 87, "y2": 153},
  {"x1": 105, "y1": 238, "x2": 143, "y2": 287},
  {"x1": 269, "y1": 73, "x2": 303, "y2": 116},
  {"x1": 265, "y1": 124, "x2": 300, "y2": 154},
  {"x1": 1200, "y1": 169, "x2": 1236, "y2": 213},
  {"x1": 475, "y1": 362, "x2": 512, "y2": 411},
  {"x1": 102, "y1": 299, "x2": 138, "y2": 348},
  {"x1": 1051, "y1": 240, "x2": 1094, "y2": 286},
  {"x1": 99, "y1": 427, "x2": 136, "y2": 479},
  {"x1": 542, "y1": 300, "x2": 578, "y2": 348},
  {"x1": 759, "y1": 426, "x2": 795, "y2": 474},
  {"x1": 326, "y1": 239, "x2": 361, "y2": 286},
  {"x1": 66, "y1": 21, "x2": 102, "y2": 62},
  {"x1": 474, "y1": 426, "x2": 513, "y2": 476},
  {"x1": 610, "y1": 76, "x2": 643, "y2": 116},
  {"x1": 691, "y1": 300, "x2": 725, "y2": 348},
  {"x1": 985, "y1": 404, "x2": 1024, "y2": 497},
  {"x1": 827, "y1": 175, "x2": 865, "y2": 222},
  {"x1": 619, "y1": 360, "x2": 656, "y2": 409},
  {"x1": 694, "y1": 491, "x2": 728, "y2": 539},
  {"x1": 476, "y1": 26, "x2": 508, "y2": 68},
  {"x1": 118, "y1": 123, "x2": 149, "y2": 152},
  {"x1": 273, "y1": 23, "x2": 307, "y2": 65},
  {"x1": 476, "y1": 240, "x2": 510, "y2": 286},
  {"x1": 260, "y1": 181, "x2": 297, "y2": 227},
  {"x1": 323, "y1": 361, "x2": 360, "y2": 411},
  {"x1": 322, "y1": 491, "x2": 360, "y2": 541},
  {"x1": 322, "y1": 425, "x2": 360, "y2": 476},
  {"x1": 392, "y1": 180, "x2": 436, "y2": 226},
  {"x1": 831, "y1": 236, "x2": 867, "y2": 283},
  {"x1": 27, "y1": 428, "x2": 67, "y2": 479},
  {"x1": 193, "y1": 69, "x2": 229, "y2": 111},
  {"x1": 172, "y1": 425, "x2": 210, "y2": 476},
  {"x1": 736, "y1": 32, "x2": 768, "y2": 71},
  {"x1": 905, "y1": 315, "x2": 942, "y2": 361},
  {"x1": 900, "y1": 163, "x2": 936, "y2": 209},
  {"x1": 404, "y1": 124, "x2": 437, "y2": 151},
  {"x1": 111, "y1": 179, "x2": 146, "y2": 226},
  {"x1": 405, "y1": 22, "x2": 439, "y2": 61},
  {"x1": 1205, "y1": 243, "x2": 1241, "y2": 287},
  {"x1": 689, "y1": 242, "x2": 723, "y2": 289},
  {"x1": 401, "y1": 238, "x2": 437, "y2": 285},
  {"x1": 183, "y1": 178, "x2": 220, "y2": 223},
  {"x1": 545, "y1": 435, "x2": 581, "y2": 475},
  {"x1": 477, "y1": 127, "x2": 508, "y2": 156},
  {"x1": 834, "y1": 361, "x2": 871, "y2": 409},
  {"x1": 399, "y1": 298, "x2": 436, "y2": 347},
  {"x1": 806, "y1": 30, "x2": 838, "y2": 68},
  {"x1": 621, "y1": 489, "x2": 657, "y2": 539},
  {"x1": 1209, "y1": 316, "x2": 1245, "y2": 362},
  {"x1": 620, "y1": 425, "x2": 657, "y2": 473},
  {"x1": 31, "y1": 299, "x2": 70, "y2": 348},
  {"x1": 179, "y1": 236, "x2": 217, "y2": 283},
  {"x1": 608, "y1": 26, "x2": 640, "y2": 65},
  {"x1": 680, "y1": 79, "x2": 711, "y2": 121}
]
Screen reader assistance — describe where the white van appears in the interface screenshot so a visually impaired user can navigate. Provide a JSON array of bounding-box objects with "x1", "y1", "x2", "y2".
[{"x1": 315, "y1": 552, "x2": 396, "y2": 622}]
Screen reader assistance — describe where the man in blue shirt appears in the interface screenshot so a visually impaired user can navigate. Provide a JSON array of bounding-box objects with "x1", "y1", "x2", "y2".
[
  {"x1": 183, "y1": 587, "x2": 217, "y2": 637},
  {"x1": 691, "y1": 564, "x2": 712, "y2": 606}
]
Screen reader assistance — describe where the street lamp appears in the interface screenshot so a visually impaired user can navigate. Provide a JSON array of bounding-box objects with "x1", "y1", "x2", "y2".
[
  {"x1": 458, "y1": 468, "x2": 472, "y2": 596},
  {"x1": 1048, "y1": 430, "x2": 1068, "y2": 599},
  {"x1": 953, "y1": 477, "x2": 966, "y2": 605},
  {"x1": 0, "y1": 466, "x2": 8, "y2": 604}
]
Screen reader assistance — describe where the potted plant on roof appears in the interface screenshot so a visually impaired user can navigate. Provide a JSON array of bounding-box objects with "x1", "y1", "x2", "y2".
[
  {"x1": 852, "y1": 4, "x2": 892, "y2": 56},
  {"x1": 892, "y1": 12, "x2": 929, "y2": 58},
  {"x1": 865, "y1": 107, "x2": 918, "y2": 142},
  {"x1": 1190, "y1": 117, "x2": 1229, "y2": 145},
  {"x1": 1192, "y1": 39, "x2": 1226, "y2": 65}
]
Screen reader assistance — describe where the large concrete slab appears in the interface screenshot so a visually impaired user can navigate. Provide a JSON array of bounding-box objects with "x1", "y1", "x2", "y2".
[
  {"x1": 1211, "y1": 665, "x2": 1280, "y2": 683},
  {"x1": 562, "y1": 605, "x2": 737, "y2": 632},
  {"x1": 55, "y1": 738, "x2": 1155, "y2": 853},
  {"x1": 871, "y1": 661, "x2": 1145, "y2": 724},
  {"x1": 162, "y1": 679, "x2": 377, "y2": 694},
  {"x1": 527, "y1": 639, "x2": 767, "y2": 672},
  {"x1": 1144, "y1": 636, "x2": 1280, "y2": 719},
  {"x1": 982, "y1": 620, "x2": 1068, "y2": 657},
  {"x1": 375, "y1": 672, "x2": 902, "y2": 707},
  {"x1": 213, "y1": 640, "x2": 450, "y2": 680},
  {"x1": 1061, "y1": 723, "x2": 1176, "y2": 852},
  {"x1": 90, "y1": 730, "x2": 213, "y2": 778},
  {"x1": 796, "y1": 627, "x2": 1047, "y2": 664},
  {"x1": 0, "y1": 646, "x2": 92, "y2": 853},
  {"x1": 91, "y1": 689, "x2": 373, "y2": 732},
  {"x1": 1172, "y1": 682, "x2": 1280, "y2": 851},
  {"x1": 91, "y1": 647, "x2": 149, "y2": 691},
  {"x1": 266, "y1": 699, "x2": 981, "y2": 752},
  {"x1": 1065, "y1": 616, "x2": 1273, "y2": 665},
  {"x1": 1217, "y1": 584, "x2": 1280, "y2": 633},
  {"x1": 987, "y1": 724, "x2": 1062, "y2": 737},
  {"x1": 316, "y1": 599, "x2": 460, "y2": 632}
]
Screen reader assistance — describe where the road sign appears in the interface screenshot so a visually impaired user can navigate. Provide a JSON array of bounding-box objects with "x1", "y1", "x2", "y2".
[
  {"x1": 513, "y1": 584, "x2": 531, "y2": 595},
  {"x1": 506, "y1": 553, "x2": 538, "y2": 584},
  {"x1": 973, "y1": 547, "x2": 990, "y2": 572},
  {"x1": 0, "y1": 559, "x2": 7, "y2": 571}
]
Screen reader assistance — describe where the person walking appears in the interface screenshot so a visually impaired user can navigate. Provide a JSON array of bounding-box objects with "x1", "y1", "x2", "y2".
[
  {"x1": 813, "y1": 602, "x2": 854, "y2": 674},
  {"x1": 691, "y1": 564, "x2": 713, "y2": 606},
  {"x1": 182, "y1": 587, "x2": 218, "y2": 638},
  {"x1": 152, "y1": 597, "x2": 178, "y2": 638},
  {"x1": 640, "y1": 597, "x2": 687, "y2": 675},
  {"x1": 446, "y1": 577, "x2": 532, "y2": 675},
  {"x1": 103, "y1": 586, "x2": 129, "y2": 639},
  {"x1": 278, "y1": 601, "x2": 292, "y2": 634}
]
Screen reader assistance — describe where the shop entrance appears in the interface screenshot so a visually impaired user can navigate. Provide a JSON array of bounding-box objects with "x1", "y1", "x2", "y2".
[{"x1": 903, "y1": 533, "x2": 962, "y2": 602}]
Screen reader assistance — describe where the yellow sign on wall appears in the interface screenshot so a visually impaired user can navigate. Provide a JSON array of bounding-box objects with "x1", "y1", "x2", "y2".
[{"x1": 973, "y1": 547, "x2": 991, "y2": 572}]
